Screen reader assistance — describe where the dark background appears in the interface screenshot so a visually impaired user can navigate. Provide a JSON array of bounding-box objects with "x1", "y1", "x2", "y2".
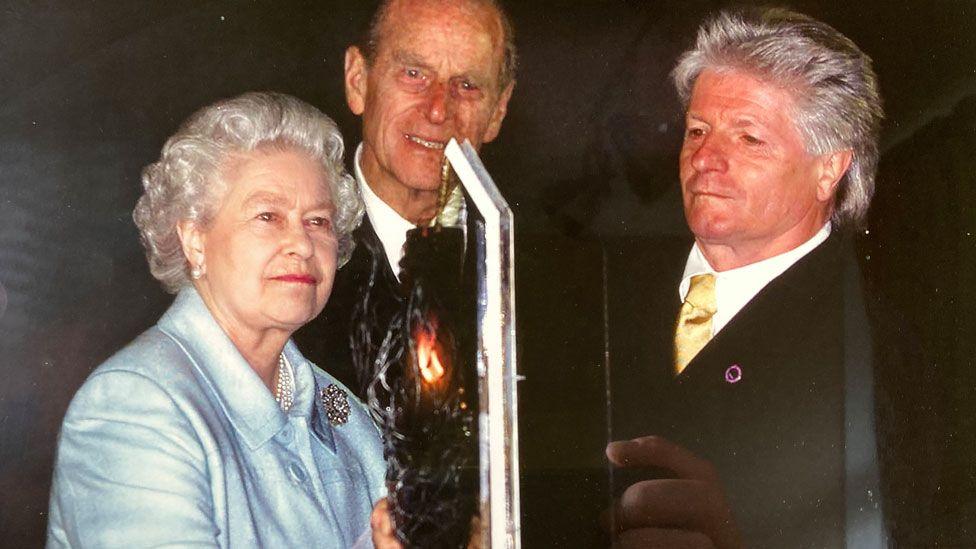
[{"x1": 1, "y1": 0, "x2": 974, "y2": 545}]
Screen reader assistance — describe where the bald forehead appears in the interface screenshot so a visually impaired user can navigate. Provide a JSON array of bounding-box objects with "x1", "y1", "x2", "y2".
[
  {"x1": 375, "y1": 0, "x2": 505, "y2": 58},
  {"x1": 382, "y1": 0, "x2": 503, "y2": 24}
]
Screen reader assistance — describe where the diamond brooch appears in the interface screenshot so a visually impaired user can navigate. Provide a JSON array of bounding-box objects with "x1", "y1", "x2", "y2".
[{"x1": 321, "y1": 384, "x2": 350, "y2": 426}]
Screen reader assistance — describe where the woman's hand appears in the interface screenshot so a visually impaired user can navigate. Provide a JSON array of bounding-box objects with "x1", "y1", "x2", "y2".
[
  {"x1": 371, "y1": 498, "x2": 485, "y2": 549},
  {"x1": 370, "y1": 498, "x2": 404, "y2": 549},
  {"x1": 466, "y1": 514, "x2": 483, "y2": 549}
]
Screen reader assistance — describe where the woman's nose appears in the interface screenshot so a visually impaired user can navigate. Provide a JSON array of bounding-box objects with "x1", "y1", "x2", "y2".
[{"x1": 284, "y1": 221, "x2": 314, "y2": 258}]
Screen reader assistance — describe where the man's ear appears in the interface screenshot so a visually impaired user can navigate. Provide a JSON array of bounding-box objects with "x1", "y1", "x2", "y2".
[
  {"x1": 482, "y1": 80, "x2": 515, "y2": 144},
  {"x1": 816, "y1": 149, "x2": 853, "y2": 202},
  {"x1": 344, "y1": 46, "x2": 368, "y2": 116},
  {"x1": 176, "y1": 220, "x2": 206, "y2": 274}
]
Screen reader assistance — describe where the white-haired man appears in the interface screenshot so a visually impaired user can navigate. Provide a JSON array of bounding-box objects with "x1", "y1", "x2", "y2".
[
  {"x1": 295, "y1": 0, "x2": 515, "y2": 391},
  {"x1": 605, "y1": 8, "x2": 941, "y2": 548}
]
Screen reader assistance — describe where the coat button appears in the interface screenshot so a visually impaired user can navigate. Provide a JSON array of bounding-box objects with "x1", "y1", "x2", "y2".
[
  {"x1": 278, "y1": 424, "x2": 294, "y2": 444},
  {"x1": 287, "y1": 462, "x2": 307, "y2": 484}
]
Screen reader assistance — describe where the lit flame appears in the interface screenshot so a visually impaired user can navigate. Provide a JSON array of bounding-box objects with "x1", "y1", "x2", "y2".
[{"x1": 415, "y1": 324, "x2": 446, "y2": 384}]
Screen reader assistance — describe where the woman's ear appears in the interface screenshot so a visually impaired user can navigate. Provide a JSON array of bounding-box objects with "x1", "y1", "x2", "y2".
[{"x1": 176, "y1": 220, "x2": 207, "y2": 277}]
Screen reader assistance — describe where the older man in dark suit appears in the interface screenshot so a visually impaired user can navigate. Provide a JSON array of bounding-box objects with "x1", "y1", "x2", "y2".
[
  {"x1": 606, "y1": 8, "x2": 941, "y2": 548},
  {"x1": 294, "y1": 0, "x2": 515, "y2": 393}
]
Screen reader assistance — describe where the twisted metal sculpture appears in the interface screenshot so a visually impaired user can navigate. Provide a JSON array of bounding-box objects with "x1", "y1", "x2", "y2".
[{"x1": 351, "y1": 179, "x2": 476, "y2": 547}]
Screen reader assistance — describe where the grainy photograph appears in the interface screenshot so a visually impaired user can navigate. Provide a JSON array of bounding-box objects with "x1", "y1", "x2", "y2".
[{"x1": 1, "y1": 1, "x2": 974, "y2": 546}]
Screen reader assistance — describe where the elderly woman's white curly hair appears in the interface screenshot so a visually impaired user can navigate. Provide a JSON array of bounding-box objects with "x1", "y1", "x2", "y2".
[{"x1": 133, "y1": 91, "x2": 364, "y2": 294}]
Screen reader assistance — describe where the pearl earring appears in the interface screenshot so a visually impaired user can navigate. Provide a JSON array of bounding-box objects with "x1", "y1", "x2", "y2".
[{"x1": 190, "y1": 265, "x2": 203, "y2": 280}]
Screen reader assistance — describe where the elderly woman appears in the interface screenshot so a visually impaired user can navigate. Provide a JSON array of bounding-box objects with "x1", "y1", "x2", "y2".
[{"x1": 47, "y1": 92, "x2": 390, "y2": 547}]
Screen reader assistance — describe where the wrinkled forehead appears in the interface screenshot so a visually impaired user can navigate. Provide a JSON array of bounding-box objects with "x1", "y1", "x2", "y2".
[
  {"x1": 375, "y1": 0, "x2": 506, "y2": 73},
  {"x1": 214, "y1": 147, "x2": 332, "y2": 206},
  {"x1": 688, "y1": 68, "x2": 805, "y2": 133}
]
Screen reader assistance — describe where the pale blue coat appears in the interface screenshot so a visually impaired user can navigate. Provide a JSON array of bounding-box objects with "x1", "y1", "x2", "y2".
[{"x1": 47, "y1": 288, "x2": 386, "y2": 548}]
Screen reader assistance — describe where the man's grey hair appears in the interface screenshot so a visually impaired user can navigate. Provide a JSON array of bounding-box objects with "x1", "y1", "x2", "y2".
[
  {"x1": 360, "y1": 0, "x2": 517, "y2": 91},
  {"x1": 133, "y1": 91, "x2": 364, "y2": 294},
  {"x1": 673, "y1": 7, "x2": 884, "y2": 227}
]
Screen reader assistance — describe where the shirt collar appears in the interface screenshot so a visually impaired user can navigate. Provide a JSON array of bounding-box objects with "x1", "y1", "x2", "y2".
[
  {"x1": 157, "y1": 287, "x2": 316, "y2": 449},
  {"x1": 354, "y1": 143, "x2": 416, "y2": 278},
  {"x1": 679, "y1": 222, "x2": 832, "y2": 334}
]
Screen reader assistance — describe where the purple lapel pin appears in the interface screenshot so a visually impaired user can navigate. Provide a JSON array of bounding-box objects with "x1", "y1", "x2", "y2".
[{"x1": 724, "y1": 364, "x2": 742, "y2": 384}]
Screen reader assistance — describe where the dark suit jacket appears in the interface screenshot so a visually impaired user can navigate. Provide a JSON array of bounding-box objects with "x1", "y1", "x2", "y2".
[
  {"x1": 294, "y1": 216, "x2": 399, "y2": 394},
  {"x1": 295, "y1": 210, "x2": 478, "y2": 399},
  {"x1": 605, "y1": 231, "x2": 942, "y2": 547}
]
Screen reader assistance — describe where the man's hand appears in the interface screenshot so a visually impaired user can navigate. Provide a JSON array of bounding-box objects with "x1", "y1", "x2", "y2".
[{"x1": 606, "y1": 436, "x2": 743, "y2": 549}]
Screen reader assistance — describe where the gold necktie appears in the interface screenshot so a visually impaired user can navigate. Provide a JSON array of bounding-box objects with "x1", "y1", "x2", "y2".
[{"x1": 674, "y1": 273, "x2": 717, "y2": 375}]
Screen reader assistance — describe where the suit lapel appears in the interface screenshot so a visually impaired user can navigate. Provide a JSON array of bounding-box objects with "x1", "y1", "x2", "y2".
[
  {"x1": 354, "y1": 216, "x2": 400, "y2": 289},
  {"x1": 678, "y1": 234, "x2": 844, "y2": 388}
]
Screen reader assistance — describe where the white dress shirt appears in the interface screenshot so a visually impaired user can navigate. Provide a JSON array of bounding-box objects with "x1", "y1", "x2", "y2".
[
  {"x1": 679, "y1": 222, "x2": 832, "y2": 336},
  {"x1": 354, "y1": 145, "x2": 416, "y2": 278},
  {"x1": 354, "y1": 144, "x2": 467, "y2": 279}
]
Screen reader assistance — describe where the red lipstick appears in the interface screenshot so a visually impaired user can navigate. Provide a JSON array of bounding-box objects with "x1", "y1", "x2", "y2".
[{"x1": 272, "y1": 274, "x2": 317, "y2": 285}]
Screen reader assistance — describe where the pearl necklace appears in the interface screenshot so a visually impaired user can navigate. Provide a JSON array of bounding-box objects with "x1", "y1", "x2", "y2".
[{"x1": 273, "y1": 353, "x2": 294, "y2": 412}]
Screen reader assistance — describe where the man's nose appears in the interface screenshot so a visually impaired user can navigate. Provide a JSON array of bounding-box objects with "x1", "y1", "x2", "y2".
[
  {"x1": 424, "y1": 83, "x2": 453, "y2": 125},
  {"x1": 690, "y1": 135, "x2": 729, "y2": 173}
]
